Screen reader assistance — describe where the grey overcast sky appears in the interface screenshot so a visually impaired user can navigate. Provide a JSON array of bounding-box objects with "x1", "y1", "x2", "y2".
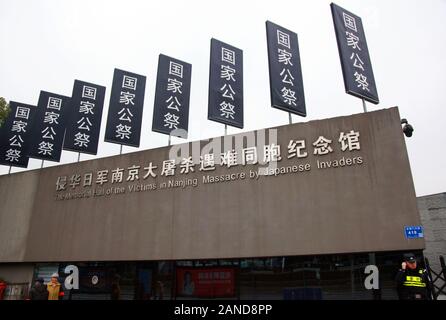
[{"x1": 0, "y1": 0, "x2": 445, "y2": 196}]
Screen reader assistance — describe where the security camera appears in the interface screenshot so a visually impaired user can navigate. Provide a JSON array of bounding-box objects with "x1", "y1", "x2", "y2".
[{"x1": 401, "y1": 118, "x2": 414, "y2": 137}]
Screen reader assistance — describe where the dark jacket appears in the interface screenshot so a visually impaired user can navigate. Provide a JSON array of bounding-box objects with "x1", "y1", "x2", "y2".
[
  {"x1": 395, "y1": 267, "x2": 432, "y2": 300},
  {"x1": 111, "y1": 275, "x2": 121, "y2": 300},
  {"x1": 29, "y1": 282, "x2": 49, "y2": 300},
  {"x1": 111, "y1": 283, "x2": 121, "y2": 300}
]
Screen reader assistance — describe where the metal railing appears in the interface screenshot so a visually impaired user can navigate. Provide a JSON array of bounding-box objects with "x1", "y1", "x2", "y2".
[{"x1": 425, "y1": 256, "x2": 446, "y2": 300}]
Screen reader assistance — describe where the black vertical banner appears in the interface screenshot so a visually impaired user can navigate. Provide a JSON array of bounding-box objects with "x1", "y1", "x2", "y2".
[
  {"x1": 0, "y1": 102, "x2": 37, "y2": 168},
  {"x1": 208, "y1": 38, "x2": 244, "y2": 129},
  {"x1": 104, "y1": 68, "x2": 146, "y2": 147},
  {"x1": 152, "y1": 54, "x2": 192, "y2": 139},
  {"x1": 28, "y1": 91, "x2": 71, "y2": 162},
  {"x1": 63, "y1": 80, "x2": 106, "y2": 155},
  {"x1": 266, "y1": 20, "x2": 306, "y2": 117},
  {"x1": 331, "y1": 3, "x2": 379, "y2": 104}
]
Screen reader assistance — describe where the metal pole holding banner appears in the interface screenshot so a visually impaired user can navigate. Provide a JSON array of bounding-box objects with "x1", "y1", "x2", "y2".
[
  {"x1": 168, "y1": 134, "x2": 171, "y2": 146},
  {"x1": 8, "y1": 166, "x2": 12, "y2": 175},
  {"x1": 362, "y1": 99, "x2": 368, "y2": 113},
  {"x1": 41, "y1": 159, "x2": 44, "y2": 169},
  {"x1": 224, "y1": 124, "x2": 227, "y2": 136},
  {"x1": 77, "y1": 152, "x2": 81, "y2": 163},
  {"x1": 120, "y1": 144, "x2": 123, "y2": 155},
  {"x1": 288, "y1": 112, "x2": 292, "y2": 125}
]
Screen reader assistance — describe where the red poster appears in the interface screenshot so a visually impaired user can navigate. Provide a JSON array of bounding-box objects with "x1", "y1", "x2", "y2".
[{"x1": 176, "y1": 267, "x2": 235, "y2": 298}]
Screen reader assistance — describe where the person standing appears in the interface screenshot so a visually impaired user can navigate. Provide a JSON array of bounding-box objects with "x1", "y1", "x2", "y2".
[
  {"x1": 0, "y1": 278, "x2": 7, "y2": 300},
  {"x1": 395, "y1": 253, "x2": 433, "y2": 300},
  {"x1": 182, "y1": 271, "x2": 195, "y2": 296},
  {"x1": 111, "y1": 274, "x2": 121, "y2": 300},
  {"x1": 47, "y1": 273, "x2": 64, "y2": 300},
  {"x1": 155, "y1": 281, "x2": 164, "y2": 300},
  {"x1": 29, "y1": 278, "x2": 48, "y2": 300}
]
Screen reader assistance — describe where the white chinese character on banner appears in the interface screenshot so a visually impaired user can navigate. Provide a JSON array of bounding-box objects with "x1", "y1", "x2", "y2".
[
  {"x1": 280, "y1": 68, "x2": 295, "y2": 86},
  {"x1": 5, "y1": 149, "x2": 21, "y2": 162},
  {"x1": 9, "y1": 135, "x2": 24, "y2": 147},
  {"x1": 288, "y1": 140, "x2": 308, "y2": 159},
  {"x1": 180, "y1": 157, "x2": 195, "y2": 174},
  {"x1": 79, "y1": 101, "x2": 95, "y2": 115},
  {"x1": 47, "y1": 97, "x2": 62, "y2": 110},
  {"x1": 277, "y1": 29, "x2": 291, "y2": 48},
  {"x1": 242, "y1": 147, "x2": 258, "y2": 165},
  {"x1": 313, "y1": 136, "x2": 333, "y2": 155},
  {"x1": 143, "y1": 162, "x2": 158, "y2": 179},
  {"x1": 354, "y1": 72, "x2": 370, "y2": 91},
  {"x1": 166, "y1": 96, "x2": 181, "y2": 112},
  {"x1": 38, "y1": 141, "x2": 54, "y2": 155},
  {"x1": 281, "y1": 87, "x2": 297, "y2": 106},
  {"x1": 199, "y1": 154, "x2": 216, "y2": 171},
  {"x1": 161, "y1": 159, "x2": 176, "y2": 176},
  {"x1": 11, "y1": 120, "x2": 27, "y2": 133},
  {"x1": 122, "y1": 75, "x2": 137, "y2": 90},
  {"x1": 163, "y1": 112, "x2": 180, "y2": 129},
  {"x1": 119, "y1": 91, "x2": 136, "y2": 105},
  {"x1": 115, "y1": 124, "x2": 132, "y2": 139},
  {"x1": 345, "y1": 32, "x2": 361, "y2": 50},
  {"x1": 82, "y1": 86, "x2": 97, "y2": 100},
  {"x1": 221, "y1": 47, "x2": 236, "y2": 65},
  {"x1": 77, "y1": 117, "x2": 93, "y2": 131},
  {"x1": 339, "y1": 130, "x2": 361, "y2": 151},
  {"x1": 169, "y1": 61, "x2": 184, "y2": 78},
  {"x1": 167, "y1": 78, "x2": 183, "y2": 93},
  {"x1": 56, "y1": 176, "x2": 67, "y2": 191},
  {"x1": 264, "y1": 144, "x2": 282, "y2": 163},
  {"x1": 96, "y1": 170, "x2": 108, "y2": 185},
  {"x1": 127, "y1": 165, "x2": 140, "y2": 181},
  {"x1": 343, "y1": 12, "x2": 357, "y2": 32},
  {"x1": 219, "y1": 101, "x2": 235, "y2": 119},
  {"x1": 44, "y1": 111, "x2": 60, "y2": 124},
  {"x1": 220, "y1": 83, "x2": 236, "y2": 100},
  {"x1": 15, "y1": 106, "x2": 30, "y2": 119},
  {"x1": 111, "y1": 168, "x2": 124, "y2": 184},
  {"x1": 118, "y1": 108, "x2": 134, "y2": 122},
  {"x1": 350, "y1": 53, "x2": 364, "y2": 71},
  {"x1": 278, "y1": 48, "x2": 293, "y2": 66},
  {"x1": 41, "y1": 127, "x2": 56, "y2": 140},
  {"x1": 220, "y1": 150, "x2": 238, "y2": 168},
  {"x1": 74, "y1": 132, "x2": 90, "y2": 148},
  {"x1": 220, "y1": 65, "x2": 236, "y2": 82}
]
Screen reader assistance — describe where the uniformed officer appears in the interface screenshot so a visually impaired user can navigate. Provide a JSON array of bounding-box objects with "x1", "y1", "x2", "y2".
[{"x1": 395, "y1": 253, "x2": 433, "y2": 300}]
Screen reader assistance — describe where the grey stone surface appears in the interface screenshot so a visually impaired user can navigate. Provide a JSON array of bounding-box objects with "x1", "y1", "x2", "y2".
[{"x1": 418, "y1": 192, "x2": 446, "y2": 292}]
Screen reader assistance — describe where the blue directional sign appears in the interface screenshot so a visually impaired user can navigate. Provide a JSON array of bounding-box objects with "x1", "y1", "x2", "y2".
[{"x1": 404, "y1": 226, "x2": 424, "y2": 239}]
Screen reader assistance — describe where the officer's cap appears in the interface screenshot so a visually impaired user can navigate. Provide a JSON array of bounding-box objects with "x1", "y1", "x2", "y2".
[{"x1": 403, "y1": 253, "x2": 417, "y2": 263}]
